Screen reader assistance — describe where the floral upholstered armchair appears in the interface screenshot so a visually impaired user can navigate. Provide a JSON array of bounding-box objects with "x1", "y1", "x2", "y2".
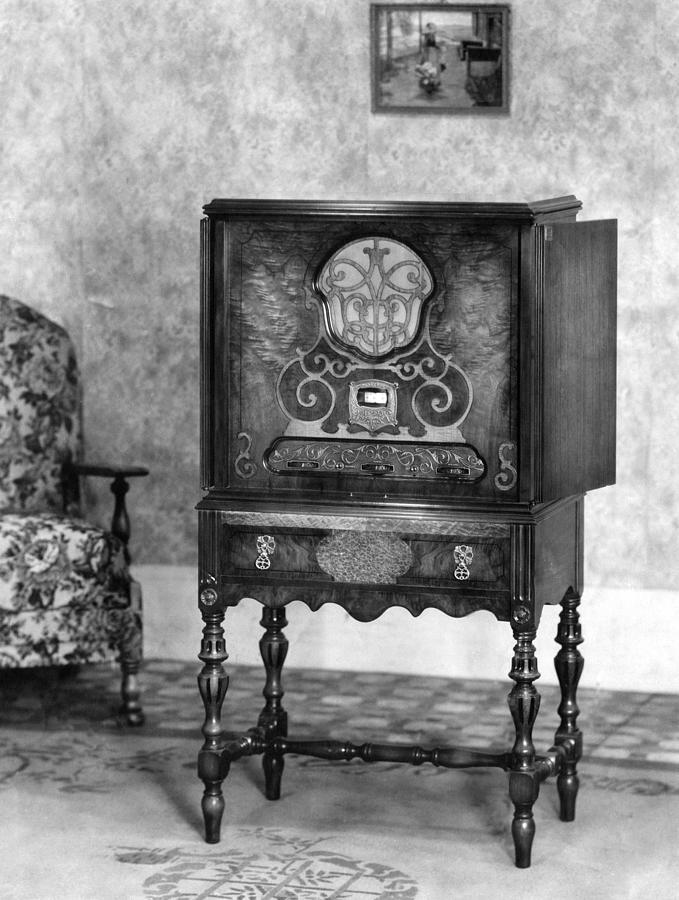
[{"x1": 0, "y1": 295, "x2": 148, "y2": 724}]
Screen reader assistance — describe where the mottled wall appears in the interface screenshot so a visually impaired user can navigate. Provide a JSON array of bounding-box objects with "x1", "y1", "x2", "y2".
[{"x1": 1, "y1": 1, "x2": 677, "y2": 591}]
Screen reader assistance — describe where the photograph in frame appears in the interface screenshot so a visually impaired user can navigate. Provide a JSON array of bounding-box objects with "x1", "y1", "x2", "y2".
[{"x1": 371, "y1": 4, "x2": 510, "y2": 114}]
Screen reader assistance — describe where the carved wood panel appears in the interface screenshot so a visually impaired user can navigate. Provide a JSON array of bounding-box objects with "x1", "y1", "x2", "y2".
[{"x1": 215, "y1": 216, "x2": 518, "y2": 501}]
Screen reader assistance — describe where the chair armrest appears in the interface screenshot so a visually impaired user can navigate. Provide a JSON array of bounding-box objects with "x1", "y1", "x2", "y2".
[
  {"x1": 69, "y1": 462, "x2": 149, "y2": 560},
  {"x1": 71, "y1": 463, "x2": 149, "y2": 479}
]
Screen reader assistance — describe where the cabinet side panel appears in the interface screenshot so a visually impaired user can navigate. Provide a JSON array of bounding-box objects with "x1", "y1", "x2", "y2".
[
  {"x1": 200, "y1": 217, "x2": 214, "y2": 490},
  {"x1": 518, "y1": 226, "x2": 539, "y2": 503},
  {"x1": 209, "y1": 220, "x2": 230, "y2": 489},
  {"x1": 533, "y1": 497, "x2": 584, "y2": 618},
  {"x1": 540, "y1": 220, "x2": 617, "y2": 499}
]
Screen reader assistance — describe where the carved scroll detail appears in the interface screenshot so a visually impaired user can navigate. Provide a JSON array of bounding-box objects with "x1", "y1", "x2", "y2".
[
  {"x1": 266, "y1": 438, "x2": 485, "y2": 481},
  {"x1": 235, "y1": 431, "x2": 257, "y2": 479},
  {"x1": 495, "y1": 440, "x2": 517, "y2": 491},
  {"x1": 453, "y1": 544, "x2": 474, "y2": 580},
  {"x1": 273, "y1": 234, "x2": 474, "y2": 444},
  {"x1": 317, "y1": 236, "x2": 433, "y2": 359},
  {"x1": 255, "y1": 535, "x2": 276, "y2": 570}
]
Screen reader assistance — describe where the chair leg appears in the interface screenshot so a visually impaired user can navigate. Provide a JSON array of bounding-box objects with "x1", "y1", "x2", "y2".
[
  {"x1": 120, "y1": 655, "x2": 144, "y2": 726},
  {"x1": 197, "y1": 609, "x2": 229, "y2": 843},
  {"x1": 507, "y1": 627, "x2": 541, "y2": 868},
  {"x1": 118, "y1": 578, "x2": 144, "y2": 725},
  {"x1": 258, "y1": 606, "x2": 288, "y2": 800},
  {"x1": 554, "y1": 590, "x2": 584, "y2": 821}
]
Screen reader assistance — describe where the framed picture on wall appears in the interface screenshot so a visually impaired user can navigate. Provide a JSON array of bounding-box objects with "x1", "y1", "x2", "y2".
[{"x1": 371, "y1": 4, "x2": 510, "y2": 114}]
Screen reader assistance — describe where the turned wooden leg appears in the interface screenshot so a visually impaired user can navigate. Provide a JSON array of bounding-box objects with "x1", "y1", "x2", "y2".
[
  {"x1": 110, "y1": 475, "x2": 132, "y2": 564},
  {"x1": 119, "y1": 655, "x2": 144, "y2": 726},
  {"x1": 507, "y1": 628, "x2": 541, "y2": 868},
  {"x1": 118, "y1": 580, "x2": 144, "y2": 725},
  {"x1": 258, "y1": 606, "x2": 289, "y2": 801},
  {"x1": 197, "y1": 610, "x2": 230, "y2": 843},
  {"x1": 554, "y1": 590, "x2": 584, "y2": 822}
]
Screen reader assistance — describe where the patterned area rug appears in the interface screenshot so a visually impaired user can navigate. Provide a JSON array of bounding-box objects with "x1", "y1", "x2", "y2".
[{"x1": 1, "y1": 660, "x2": 678, "y2": 899}]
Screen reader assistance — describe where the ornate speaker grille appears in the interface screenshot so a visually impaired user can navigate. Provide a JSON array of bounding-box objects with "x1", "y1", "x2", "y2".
[{"x1": 317, "y1": 237, "x2": 433, "y2": 359}]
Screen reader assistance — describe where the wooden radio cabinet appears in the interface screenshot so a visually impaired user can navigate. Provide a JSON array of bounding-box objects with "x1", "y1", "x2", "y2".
[{"x1": 196, "y1": 197, "x2": 617, "y2": 867}]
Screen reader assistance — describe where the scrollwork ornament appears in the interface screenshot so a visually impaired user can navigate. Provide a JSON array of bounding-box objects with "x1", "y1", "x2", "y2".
[
  {"x1": 317, "y1": 237, "x2": 434, "y2": 359},
  {"x1": 453, "y1": 544, "x2": 474, "y2": 580},
  {"x1": 235, "y1": 431, "x2": 257, "y2": 479},
  {"x1": 494, "y1": 441, "x2": 517, "y2": 491},
  {"x1": 269, "y1": 234, "x2": 477, "y2": 445},
  {"x1": 266, "y1": 440, "x2": 485, "y2": 480},
  {"x1": 255, "y1": 535, "x2": 276, "y2": 570}
]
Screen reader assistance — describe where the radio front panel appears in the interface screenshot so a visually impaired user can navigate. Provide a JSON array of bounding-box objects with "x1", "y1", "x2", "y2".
[{"x1": 208, "y1": 212, "x2": 520, "y2": 503}]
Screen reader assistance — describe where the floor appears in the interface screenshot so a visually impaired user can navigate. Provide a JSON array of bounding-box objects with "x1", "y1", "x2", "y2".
[{"x1": 1, "y1": 659, "x2": 678, "y2": 899}]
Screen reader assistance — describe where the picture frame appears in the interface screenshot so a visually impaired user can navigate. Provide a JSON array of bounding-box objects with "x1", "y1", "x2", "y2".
[{"x1": 371, "y1": 4, "x2": 510, "y2": 115}]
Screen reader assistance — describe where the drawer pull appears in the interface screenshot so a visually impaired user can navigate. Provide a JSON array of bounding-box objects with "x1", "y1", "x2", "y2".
[
  {"x1": 255, "y1": 535, "x2": 276, "y2": 570},
  {"x1": 453, "y1": 544, "x2": 474, "y2": 580}
]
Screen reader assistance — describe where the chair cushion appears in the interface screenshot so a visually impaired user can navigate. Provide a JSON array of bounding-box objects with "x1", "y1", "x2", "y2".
[{"x1": 0, "y1": 512, "x2": 141, "y2": 667}]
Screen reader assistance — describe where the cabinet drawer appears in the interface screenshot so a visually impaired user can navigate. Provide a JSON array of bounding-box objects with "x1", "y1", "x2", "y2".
[{"x1": 222, "y1": 524, "x2": 509, "y2": 592}]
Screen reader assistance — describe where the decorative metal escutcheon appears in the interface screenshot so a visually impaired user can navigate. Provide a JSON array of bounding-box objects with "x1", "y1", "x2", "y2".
[
  {"x1": 255, "y1": 535, "x2": 276, "y2": 570},
  {"x1": 453, "y1": 544, "x2": 474, "y2": 581}
]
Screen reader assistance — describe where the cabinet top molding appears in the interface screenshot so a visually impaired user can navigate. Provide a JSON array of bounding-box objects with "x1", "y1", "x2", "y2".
[{"x1": 203, "y1": 196, "x2": 583, "y2": 222}]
